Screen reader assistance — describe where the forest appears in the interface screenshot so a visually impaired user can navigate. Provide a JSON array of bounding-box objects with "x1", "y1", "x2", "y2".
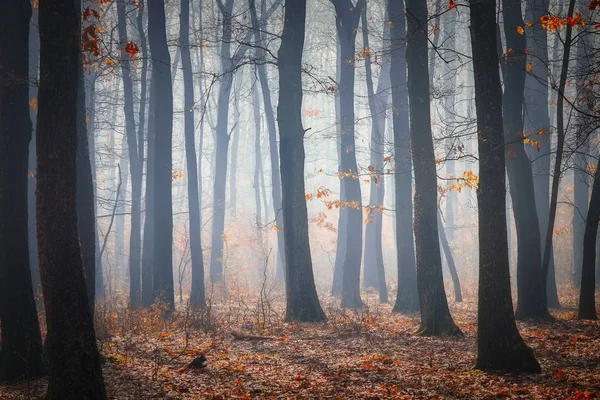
[{"x1": 0, "y1": 0, "x2": 599, "y2": 398}]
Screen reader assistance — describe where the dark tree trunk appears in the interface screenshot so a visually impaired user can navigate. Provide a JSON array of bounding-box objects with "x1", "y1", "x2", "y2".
[
  {"x1": 27, "y1": 0, "x2": 40, "y2": 291},
  {"x1": 524, "y1": 0, "x2": 560, "y2": 309},
  {"x1": 332, "y1": 0, "x2": 365, "y2": 310},
  {"x1": 437, "y1": 212, "x2": 462, "y2": 302},
  {"x1": 36, "y1": 0, "x2": 107, "y2": 396},
  {"x1": 148, "y1": 0, "x2": 174, "y2": 311},
  {"x1": 253, "y1": 79, "x2": 264, "y2": 246},
  {"x1": 0, "y1": 0, "x2": 47, "y2": 381},
  {"x1": 229, "y1": 77, "x2": 241, "y2": 217},
  {"x1": 249, "y1": 0, "x2": 286, "y2": 283},
  {"x1": 578, "y1": 154, "x2": 599, "y2": 319},
  {"x1": 501, "y1": 0, "x2": 550, "y2": 319},
  {"x1": 389, "y1": 0, "x2": 418, "y2": 313},
  {"x1": 180, "y1": 0, "x2": 205, "y2": 306},
  {"x1": 277, "y1": 0, "x2": 325, "y2": 322},
  {"x1": 77, "y1": 1, "x2": 99, "y2": 311},
  {"x1": 469, "y1": 0, "x2": 541, "y2": 373},
  {"x1": 405, "y1": 0, "x2": 460, "y2": 335},
  {"x1": 116, "y1": 0, "x2": 143, "y2": 307},
  {"x1": 361, "y1": 4, "x2": 389, "y2": 303}
]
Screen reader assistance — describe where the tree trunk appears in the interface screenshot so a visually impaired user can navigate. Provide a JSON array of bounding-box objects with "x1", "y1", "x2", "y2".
[
  {"x1": 501, "y1": 0, "x2": 550, "y2": 319},
  {"x1": 142, "y1": 78, "x2": 156, "y2": 308},
  {"x1": 36, "y1": 0, "x2": 107, "y2": 396},
  {"x1": 27, "y1": 0, "x2": 40, "y2": 291},
  {"x1": 77, "y1": 0, "x2": 99, "y2": 312},
  {"x1": 116, "y1": 0, "x2": 143, "y2": 307},
  {"x1": 542, "y1": 0, "x2": 577, "y2": 308},
  {"x1": 389, "y1": 0, "x2": 418, "y2": 313},
  {"x1": 405, "y1": 0, "x2": 460, "y2": 335},
  {"x1": 277, "y1": 0, "x2": 326, "y2": 322},
  {"x1": 437, "y1": 212, "x2": 462, "y2": 302},
  {"x1": 361, "y1": 4, "x2": 389, "y2": 303},
  {"x1": 578, "y1": 154, "x2": 599, "y2": 319},
  {"x1": 249, "y1": 0, "x2": 286, "y2": 283},
  {"x1": 148, "y1": 0, "x2": 174, "y2": 311},
  {"x1": 0, "y1": 0, "x2": 47, "y2": 381},
  {"x1": 253, "y1": 78, "x2": 264, "y2": 247},
  {"x1": 332, "y1": 0, "x2": 365, "y2": 310},
  {"x1": 180, "y1": 0, "x2": 205, "y2": 306},
  {"x1": 469, "y1": 0, "x2": 541, "y2": 373}
]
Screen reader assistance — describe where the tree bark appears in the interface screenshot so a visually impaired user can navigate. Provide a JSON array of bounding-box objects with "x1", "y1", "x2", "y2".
[
  {"x1": 361, "y1": 3, "x2": 389, "y2": 303},
  {"x1": 116, "y1": 0, "x2": 143, "y2": 308},
  {"x1": 0, "y1": 0, "x2": 47, "y2": 381},
  {"x1": 389, "y1": 0, "x2": 419, "y2": 313},
  {"x1": 148, "y1": 0, "x2": 174, "y2": 311},
  {"x1": 332, "y1": 0, "x2": 365, "y2": 310},
  {"x1": 180, "y1": 0, "x2": 205, "y2": 306},
  {"x1": 469, "y1": 0, "x2": 541, "y2": 373},
  {"x1": 36, "y1": 0, "x2": 107, "y2": 396},
  {"x1": 405, "y1": 0, "x2": 460, "y2": 335},
  {"x1": 277, "y1": 0, "x2": 326, "y2": 322},
  {"x1": 501, "y1": 0, "x2": 550, "y2": 319}
]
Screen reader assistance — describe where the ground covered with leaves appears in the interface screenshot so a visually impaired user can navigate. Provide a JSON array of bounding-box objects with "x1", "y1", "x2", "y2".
[{"x1": 1, "y1": 288, "x2": 599, "y2": 399}]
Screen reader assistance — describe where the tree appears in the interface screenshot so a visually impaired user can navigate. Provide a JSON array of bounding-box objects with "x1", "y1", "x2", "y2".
[
  {"x1": 332, "y1": 0, "x2": 365, "y2": 310},
  {"x1": 542, "y1": 0, "x2": 577, "y2": 307},
  {"x1": 469, "y1": 0, "x2": 541, "y2": 373},
  {"x1": 501, "y1": 0, "x2": 550, "y2": 319},
  {"x1": 277, "y1": 0, "x2": 326, "y2": 322},
  {"x1": 148, "y1": 0, "x2": 174, "y2": 310},
  {"x1": 389, "y1": 0, "x2": 419, "y2": 313},
  {"x1": 0, "y1": 0, "x2": 47, "y2": 381},
  {"x1": 249, "y1": 0, "x2": 286, "y2": 283},
  {"x1": 361, "y1": 3, "x2": 389, "y2": 303},
  {"x1": 180, "y1": 0, "x2": 205, "y2": 306},
  {"x1": 116, "y1": 0, "x2": 144, "y2": 307},
  {"x1": 77, "y1": 4, "x2": 99, "y2": 309},
  {"x1": 404, "y1": 0, "x2": 460, "y2": 335},
  {"x1": 36, "y1": 0, "x2": 107, "y2": 396}
]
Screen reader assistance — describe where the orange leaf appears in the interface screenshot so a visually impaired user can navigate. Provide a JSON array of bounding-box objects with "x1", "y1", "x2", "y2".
[{"x1": 517, "y1": 26, "x2": 524, "y2": 35}]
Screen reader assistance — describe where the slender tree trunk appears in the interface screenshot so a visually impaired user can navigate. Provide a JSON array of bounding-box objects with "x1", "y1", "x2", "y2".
[
  {"x1": 180, "y1": 0, "x2": 205, "y2": 307},
  {"x1": 361, "y1": 4, "x2": 389, "y2": 303},
  {"x1": 36, "y1": 0, "x2": 107, "y2": 396},
  {"x1": 438, "y1": 212, "x2": 462, "y2": 302},
  {"x1": 578, "y1": 153, "x2": 600, "y2": 319},
  {"x1": 142, "y1": 79, "x2": 156, "y2": 307},
  {"x1": 116, "y1": 0, "x2": 143, "y2": 307},
  {"x1": 252, "y1": 78, "x2": 264, "y2": 248},
  {"x1": 542, "y1": 0, "x2": 577, "y2": 307},
  {"x1": 469, "y1": 0, "x2": 541, "y2": 373},
  {"x1": 277, "y1": 0, "x2": 326, "y2": 322},
  {"x1": 249, "y1": 0, "x2": 286, "y2": 283},
  {"x1": 229, "y1": 76, "x2": 242, "y2": 217},
  {"x1": 332, "y1": 0, "x2": 365, "y2": 310},
  {"x1": 77, "y1": 1, "x2": 99, "y2": 311},
  {"x1": 27, "y1": 0, "x2": 40, "y2": 291},
  {"x1": 0, "y1": 0, "x2": 47, "y2": 381},
  {"x1": 389, "y1": 0, "x2": 418, "y2": 313},
  {"x1": 501, "y1": 0, "x2": 550, "y2": 319},
  {"x1": 405, "y1": 0, "x2": 460, "y2": 335},
  {"x1": 332, "y1": 39, "x2": 346, "y2": 297},
  {"x1": 148, "y1": 0, "x2": 174, "y2": 311}
]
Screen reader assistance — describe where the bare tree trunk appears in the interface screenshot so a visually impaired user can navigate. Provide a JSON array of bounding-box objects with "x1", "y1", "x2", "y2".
[
  {"x1": 36, "y1": 0, "x2": 107, "y2": 395},
  {"x1": 405, "y1": 0, "x2": 460, "y2": 335},
  {"x1": 389, "y1": 0, "x2": 418, "y2": 313},
  {"x1": 0, "y1": 0, "x2": 47, "y2": 381},
  {"x1": 277, "y1": 0, "x2": 326, "y2": 322},
  {"x1": 469, "y1": 0, "x2": 541, "y2": 373},
  {"x1": 148, "y1": 0, "x2": 174, "y2": 310}
]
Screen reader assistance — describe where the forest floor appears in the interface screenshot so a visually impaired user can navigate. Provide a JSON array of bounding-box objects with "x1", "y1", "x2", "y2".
[{"x1": 1, "y1": 287, "x2": 599, "y2": 399}]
